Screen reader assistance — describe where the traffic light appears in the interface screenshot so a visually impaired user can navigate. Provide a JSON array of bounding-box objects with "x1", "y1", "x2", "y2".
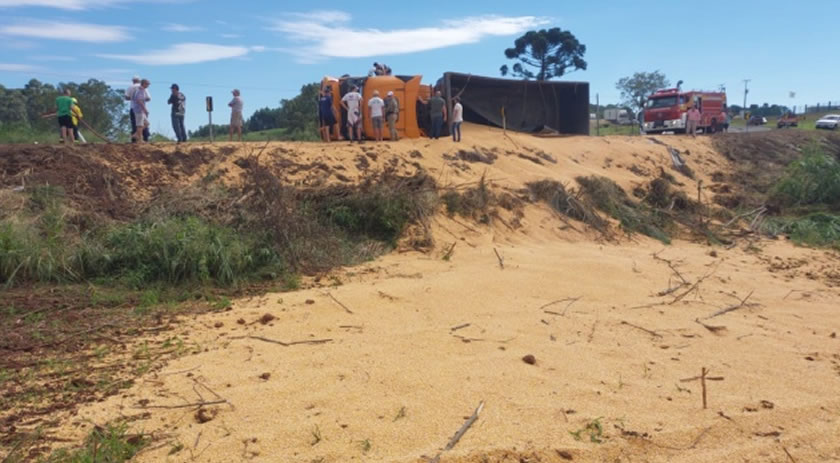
[{"x1": 206, "y1": 96, "x2": 213, "y2": 112}]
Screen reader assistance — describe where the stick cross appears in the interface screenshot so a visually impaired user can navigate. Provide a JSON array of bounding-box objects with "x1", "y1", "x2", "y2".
[{"x1": 680, "y1": 367, "x2": 724, "y2": 409}]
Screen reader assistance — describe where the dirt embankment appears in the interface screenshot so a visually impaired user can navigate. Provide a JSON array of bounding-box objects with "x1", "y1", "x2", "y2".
[{"x1": 2, "y1": 126, "x2": 840, "y2": 462}]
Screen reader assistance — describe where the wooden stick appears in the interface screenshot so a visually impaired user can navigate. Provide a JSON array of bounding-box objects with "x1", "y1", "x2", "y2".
[
  {"x1": 230, "y1": 335, "x2": 333, "y2": 347},
  {"x1": 670, "y1": 268, "x2": 717, "y2": 305},
  {"x1": 620, "y1": 320, "x2": 663, "y2": 338},
  {"x1": 782, "y1": 445, "x2": 797, "y2": 463},
  {"x1": 135, "y1": 399, "x2": 227, "y2": 410},
  {"x1": 327, "y1": 292, "x2": 355, "y2": 314},
  {"x1": 538, "y1": 297, "x2": 581, "y2": 315},
  {"x1": 706, "y1": 290, "x2": 756, "y2": 319},
  {"x1": 493, "y1": 248, "x2": 504, "y2": 269},
  {"x1": 450, "y1": 323, "x2": 470, "y2": 332},
  {"x1": 443, "y1": 242, "x2": 457, "y2": 260},
  {"x1": 429, "y1": 401, "x2": 485, "y2": 463},
  {"x1": 701, "y1": 367, "x2": 707, "y2": 409}
]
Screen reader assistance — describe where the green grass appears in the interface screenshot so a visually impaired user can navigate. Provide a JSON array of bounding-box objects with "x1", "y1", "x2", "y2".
[
  {"x1": 771, "y1": 145, "x2": 840, "y2": 207},
  {"x1": 590, "y1": 121, "x2": 641, "y2": 136},
  {"x1": 39, "y1": 423, "x2": 146, "y2": 463}
]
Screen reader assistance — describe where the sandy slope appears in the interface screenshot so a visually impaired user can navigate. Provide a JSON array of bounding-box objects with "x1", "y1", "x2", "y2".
[{"x1": 48, "y1": 126, "x2": 840, "y2": 462}]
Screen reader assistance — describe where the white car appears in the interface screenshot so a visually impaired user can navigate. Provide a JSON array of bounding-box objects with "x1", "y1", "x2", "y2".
[{"x1": 815, "y1": 114, "x2": 840, "y2": 130}]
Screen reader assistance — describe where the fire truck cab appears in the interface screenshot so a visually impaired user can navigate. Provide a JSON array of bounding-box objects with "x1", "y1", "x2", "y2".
[{"x1": 642, "y1": 88, "x2": 727, "y2": 135}]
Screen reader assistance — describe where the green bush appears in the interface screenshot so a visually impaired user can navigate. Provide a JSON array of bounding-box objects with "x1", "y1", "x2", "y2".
[
  {"x1": 771, "y1": 146, "x2": 840, "y2": 207},
  {"x1": 1, "y1": 214, "x2": 283, "y2": 287},
  {"x1": 761, "y1": 213, "x2": 840, "y2": 248},
  {"x1": 87, "y1": 217, "x2": 282, "y2": 286}
]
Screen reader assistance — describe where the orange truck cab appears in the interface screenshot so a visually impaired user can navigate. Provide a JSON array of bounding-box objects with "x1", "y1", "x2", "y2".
[{"x1": 643, "y1": 88, "x2": 727, "y2": 134}]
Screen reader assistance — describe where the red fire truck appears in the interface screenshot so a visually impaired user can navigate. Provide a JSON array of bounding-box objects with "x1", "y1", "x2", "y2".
[{"x1": 642, "y1": 88, "x2": 727, "y2": 135}]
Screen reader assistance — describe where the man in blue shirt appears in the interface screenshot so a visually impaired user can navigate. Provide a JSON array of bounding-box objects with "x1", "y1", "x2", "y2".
[{"x1": 318, "y1": 86, "x2": 339, "y2": 142}]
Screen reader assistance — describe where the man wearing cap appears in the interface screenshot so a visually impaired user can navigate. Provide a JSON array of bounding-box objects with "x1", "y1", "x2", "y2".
[
  {"x1": 367, "y1": 89, "x2": 385, "y2": 142},
  {"x1": 341, "y1": 85, "x2": 363, "y2": 143},
  {"x1": 228, "y1": 89, "x2": 243, "y2": 142},
  {"x1": 168, "y1": 84, "x2": 187, "y2": 143},
  {"x1": 384, "y1": 91, "x2": 399, "y2": 141}
]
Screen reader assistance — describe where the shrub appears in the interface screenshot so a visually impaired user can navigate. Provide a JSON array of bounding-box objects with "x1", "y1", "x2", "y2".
[
  {"x1": 576, "y1": 176, "x2": 671, "y2": 244},
  {"x1": 771, "y1": 146, "x2": 840, "y2": 207},
  {"x1": 760, "y1": 213, "x2": 840, "y2": 248}
]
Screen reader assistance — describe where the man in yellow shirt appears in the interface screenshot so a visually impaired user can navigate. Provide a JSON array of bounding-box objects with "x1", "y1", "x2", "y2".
[{"x1": 70, "y1": 98, "x2": 87, "y2": 143}]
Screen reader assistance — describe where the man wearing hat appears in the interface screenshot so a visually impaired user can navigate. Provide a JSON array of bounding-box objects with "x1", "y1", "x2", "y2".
[
  {"x1": 168, "y1": 84, "x2": 187, "y2": 143},
  {"x1": 228, "y1": 89, "x2": 243, "y2": 142},
  {"x1": 384, "y1": 91, "x2": 399, "y2": 141}
]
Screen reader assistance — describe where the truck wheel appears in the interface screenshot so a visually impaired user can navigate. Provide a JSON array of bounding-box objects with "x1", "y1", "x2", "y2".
[{"x1": 708, "y1": 120, "x2": 717, "y2": 134}]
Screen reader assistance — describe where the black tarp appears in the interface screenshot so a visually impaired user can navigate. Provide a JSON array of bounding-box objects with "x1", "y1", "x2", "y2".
[{"x1": 444, "y1": 73, "x2": 589, "y2": 135}]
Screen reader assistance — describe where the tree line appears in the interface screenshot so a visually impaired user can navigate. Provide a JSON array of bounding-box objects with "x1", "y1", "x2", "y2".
[{"x1": 0, "y1": 78, "x2": 128, "y2": 137}]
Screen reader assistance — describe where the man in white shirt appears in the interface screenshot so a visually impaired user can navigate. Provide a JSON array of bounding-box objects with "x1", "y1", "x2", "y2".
[
  {"x1": 367, "y1": 90, "x2": 385, "y2": 142},
  {"x1": 451, "y1": 97, "x2": 463, "y2": 142},
  {"x1": 341, "y1": 85, "x2": 363, "y2": 143},
  {"x1": 125, "y1": 75, "x2": 150, "y2": 143},
  {"x1": 228, "y1": 89, "x2": 244, "y2": 142}
]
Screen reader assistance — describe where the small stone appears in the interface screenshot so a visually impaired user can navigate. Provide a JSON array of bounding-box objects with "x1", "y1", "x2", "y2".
[
  {"x1": 305, "y1": 299, "x2": 315, "y2": 305},
  {"x1": 522, "y1": 354, "x2": 536, "y2": 365},
  {"x1": 236, "y1": 318, "x2": 246, "y2": 325},
  {"x1": 259, "y1": 372, "x2": 271, "y2": 380},
  {"x1": 214, "y1": 322, "x2": 224, "y2": 328},
  {"x1": 258, "y1": 313, "x2": 275, "y2": 325}
]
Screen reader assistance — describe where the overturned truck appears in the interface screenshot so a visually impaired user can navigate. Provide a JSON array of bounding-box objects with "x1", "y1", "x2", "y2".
[{"x1": 321, "y1": 72, "x2": 590, "y2": 140}]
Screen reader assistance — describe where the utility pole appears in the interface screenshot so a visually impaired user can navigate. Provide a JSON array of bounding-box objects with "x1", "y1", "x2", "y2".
[{"x1": 743, "y1": 79, "x2": 751, "y2": 133}]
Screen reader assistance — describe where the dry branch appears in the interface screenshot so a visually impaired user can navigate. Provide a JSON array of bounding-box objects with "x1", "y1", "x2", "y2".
[
  {"x1": 135, "y1": 399, "x2": 227, "y2": 410},
  {"x1": 230, "y1": 335, "x2": 333, "y2": 347},
  {"x1": 670, "y1": 268, "x2": 717, "y2": 305},
  {"x1": 443, "y1": 242, "x2": 457, "y2": 260},
  {"x1": 620, "y1": 321, "x2": 663, "y2": 338},
  {"x1": 706, "y1": 290, "x2": 756, "y2": 319},
  {"x1": 538, "y1": 297, "x2": 582, "y2": 315},
  {"x1": 493, "y1": 248, "x2": 504, "y2": 269},
  {"x1": 428, "y1": 401, "x2": 485, "y2": 463},
  {"x1": 327, "y1": 292, "x2": 355, "y2": 314},
  {"x1": 450, "y1": 323, "x2": 470, "y2": 332}
]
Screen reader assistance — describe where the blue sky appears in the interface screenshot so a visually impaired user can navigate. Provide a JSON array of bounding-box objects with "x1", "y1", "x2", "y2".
[{"x1": 1, "y1": 0, "x2": 838, "y2": 137}]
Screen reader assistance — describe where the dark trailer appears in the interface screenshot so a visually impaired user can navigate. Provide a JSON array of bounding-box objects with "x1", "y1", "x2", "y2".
[{"x1": 441, "y1": 72, "x2": 590, "y2": 136}]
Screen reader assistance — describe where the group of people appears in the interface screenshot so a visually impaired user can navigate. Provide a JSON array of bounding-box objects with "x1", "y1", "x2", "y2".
[
  {"x1": 368, "y1": 62, "x2": 392, "y2": 77},
  {"x1": 54, "y1": 75, "x2": 245, "y2": 144},
  {"x1": 52, "y1": 88, "x2": 85, "y2": 144},
  {"x1": 317, "y1": 86, "x2": 464, "y2": 143},
  {"x1": 684, "y1": 106, "x2": 731, "y2": 137}
]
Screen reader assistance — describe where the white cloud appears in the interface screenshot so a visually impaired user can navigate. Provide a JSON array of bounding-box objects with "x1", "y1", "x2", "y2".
[
  {"x1": 30, "y1": 54, "x2": 77, "y2": 61},
  {"x1": 0, "y1": 0, "x2": 122, "y2": 9},
  {"x1": 162, "y1": 23, "x2": 204, "y2": 32},
  {"x1": 0, "y1": 0, "x2": 191, "y2": 10},
  {"x1": 269, "y1": 12, "x2": 548, "y2": 61},
  {"x1": 98, "y1": 42, "x2": 250, "y2": 65},
  {"x1": 0, "y1": 62, "x2": 40, "y2": 71},
  {"x1": 220, "y1": 33, "x2": 240, "y2": 39},
  {"x1": 0, "y1": 21, "x2": 130, "y2": 42}
]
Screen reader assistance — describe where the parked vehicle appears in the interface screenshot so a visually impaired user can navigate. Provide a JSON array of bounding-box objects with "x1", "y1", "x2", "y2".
[
  {"x1": 777, "y1": 113, "x2": 799, "y2": 128},
  {"x1": 642, "y1": 88, "x2": 727, "y2": 134},
  {"x1": 603, "y1": 108, "x2": 634, "y2": 125},
  {"x1": 816, "y1": 114, "x2": 840, "y2": 130},
  {"x1": 748, "y1": 115, "x2": 767, "y2": 126}
]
